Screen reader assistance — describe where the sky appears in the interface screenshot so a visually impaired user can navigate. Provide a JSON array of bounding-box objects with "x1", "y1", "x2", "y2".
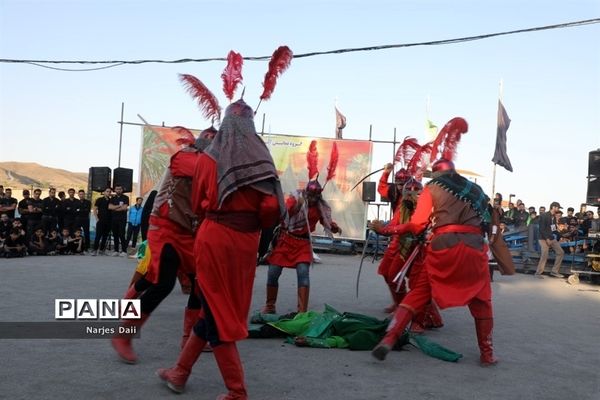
[{"x1": 1, "y1": 0, "x2": 599, "y2": 215}]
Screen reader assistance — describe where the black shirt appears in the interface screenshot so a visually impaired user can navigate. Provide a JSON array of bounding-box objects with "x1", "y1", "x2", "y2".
[
  {"x1": 77, "y1": 199, "x2": 92, "y2": 219},
  {"x1": 28, "y1": 198, "x2": 44, "y2": 221},
  {"x1": 62, "y1": 198, "x2": 81, "y2": 219},
  {"x1": 0, "y1": 196, "x2": 18, "y2": 219},
  {"x1": 18, "y1": 198, "x2": 30, "y2": 218},
  {"x1": 42, "y1": 197, "x2": 61, "y2": 217},
  {"x1": 109, "y1": 194, "x2": 129, "y2": 221},
  {"x1": 94, "y1": 197, "x2": 112, "y2": 222}
]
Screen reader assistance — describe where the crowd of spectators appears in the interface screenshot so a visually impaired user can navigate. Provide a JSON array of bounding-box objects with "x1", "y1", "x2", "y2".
[
  {"x1": 0, "y1": 185, "x2": 143, "y2": 258},
  {"x1": 492, "y1": 193, "x2": 599, "y2": 254}
]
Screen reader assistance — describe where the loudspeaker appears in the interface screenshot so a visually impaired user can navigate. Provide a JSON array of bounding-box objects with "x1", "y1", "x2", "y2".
[
  {"x1": 89, "y1": 167, "x2": 111, "y2": 193},
  {"x1": 362, "y1": 181, "x2": 376, "y2": 202},
  {"x1": 589, "y1": 150, "x2": 600, "y2": 176},
  {"x1": 113, "y1": 167, "x2": 133, "y2": 193},
  {"x1": 587, "y1": 176, "x2": 600, "y2": 205}
]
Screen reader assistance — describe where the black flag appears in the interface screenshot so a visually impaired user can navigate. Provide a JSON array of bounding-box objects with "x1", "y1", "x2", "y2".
[
  {"x1": 492, "y1": 100, "x2": 513, "y2": 172},
  {"x1": 335, "y1": 107, "x2": 346, "y2": 139}
]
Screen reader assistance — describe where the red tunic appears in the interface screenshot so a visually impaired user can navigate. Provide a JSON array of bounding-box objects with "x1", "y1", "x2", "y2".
[
  {"x1": 192, "y1": 154, "x2": 280, "y2": 342},
  {"x1": 388, "y1": 186, "x2": 490, "y2": 309},
  {"x1": 266, "y1": 197, "x2": 326, "y2": 268},
  {"x1": 145, "y1": 150, "x2": 199, "y2": 284},
  {"x1": 376, "y1": 170, "x2": 404, "y2": 280}
]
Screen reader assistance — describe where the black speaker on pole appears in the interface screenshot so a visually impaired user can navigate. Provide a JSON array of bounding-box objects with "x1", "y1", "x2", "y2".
[
  {"x1": 362, "y1": 181, "x2": 376, "y2": 202},
  {"x1": 587, "y1": 176, "x2": 600, "y2": 206},
  {"x1": 588, "y1": 150, "x2": 600, "y2": 176},
  {"x1": 89, "y1": 167, "x2": 112, "y2": 193},
  {"x1": 113, "y1": 167, "x2": 133, "y2": 193}
]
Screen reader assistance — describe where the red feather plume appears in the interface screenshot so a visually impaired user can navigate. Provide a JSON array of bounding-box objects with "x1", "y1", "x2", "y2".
[
  {"x1": 407, "y1": 142, "x2": 433, "y2": 181},
  {"x1": 172, "y1": 126, "x2": 196, "y2": 146},
  {"x1": 179, "y1": 74, "x2": 222, "y2": 123},
  {"x1": 394, "y1": 137, "x2": 420, "y2": 166},
  {"x1": 260, "y1": 46, "x2": 293, "y2": 101},
  {"x1": 430, "y1": 117, "x2": 468, "y2": 162},
  {"x1": 221, "y1": 50, "x2": 244, "y2": 102},
  {"x1": 307, "y1": 140, "x2": 319, "y2": 180},
  {"x1": 326, "y1": 142, "x2": 339, "y2": 182}
]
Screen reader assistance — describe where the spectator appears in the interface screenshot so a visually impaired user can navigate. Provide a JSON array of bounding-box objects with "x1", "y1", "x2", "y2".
[
  {"x1": 29, "y1": 227, "x2": 49, "y2": 256},
  {"x1": 12, "y1": 218, "x2": 26, "y2": 237},
  {"x1": 566, "y1": 207, "x2": 578, "y2": 226},
  {"x1": 0, "y1": 188, "x2": 18, "y2": 219},
  {"x1": 41, "y1": 188, "x2": 61, "y2": 233},
  {"x1": 4, "y1": 228, "x2": 26, "y2": 258},
  {"x1": 27, "y1": 189, "x2": 44, "y2": 236},
  {"x1": 0, "y1": 185, "x2": 4, "y2": 198},
  {"x1": 56, "y1": 228, "x2": 71, "y2": 255},
  {"x1": 69, "y1": 228, "x2": 85, "y2": 254},
  {"x1": 57, "y1": 190, "x2": 66, "y2": 230},
  {"x1": 528, "y1": 211, "x2": 538, "y2": 225},
  {"x1": 108, "y1": 185, "x2": 129, "y2": 257},
  {"x1": 0, "y1": 213, "x2": 12, "y2": 239},
  {"x1": 62, "y1": 188, "x2": 80, "y2": 233},
  {"x1": 126, "y1": 196, "x2": 143, "y2": 250},
  {"x1": 535, "y1": 201, "x2": 565, "y2": 279},
  {"x1": 539, "y1": 206, "x2": 546, "y2": 214},
  {"x1": 76, "y1": 189, "x2": 91, "y2": 252},
  {"x1": 92, "y1": 187, "x2": 112, "y2": 256},
  {"x1": 499, "y1": 221, "x2": 509, "y2": 234},
  {"x1": 504, "y1": 202, "x2": 516, "y2": 225},
  {"x1": 47, "y1": 228, "x2": 60, "y2": 254},
  {"x1": 514, "y1": 203, "x2": 528, "y2": 228},
  {"x1": 17, "y1": 190, "x2": 31, "y2": 231}
]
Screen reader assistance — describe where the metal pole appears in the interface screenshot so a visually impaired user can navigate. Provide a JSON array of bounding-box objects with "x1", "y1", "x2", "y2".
[
  {"x1": 492, "y1": 163, "x2": 497, "y2": 197},
  {"x1": 369, "y1": 125, "x2": 372, "y2": 141},
  {"x1": 392, "y1": 127, "x2": 397, "y2": 160},
  {"x1": 261, "y1": 113, "x2": 266, "y2": 135},
  {"x1": 118, "y1": 102, "x2": 124, "y2": 168}
]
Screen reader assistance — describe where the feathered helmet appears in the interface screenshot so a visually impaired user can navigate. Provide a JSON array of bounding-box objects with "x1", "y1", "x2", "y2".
[
  {"x1": 393, "y1": 137, "x2": 421, "y2": 185},
  {"x1": 179, "y1": 46, "x2": 293, "y2": 135},
  {"x1": 429, "y1": 117, "x2": 469, "y2": 173},
  {"x1": 306, "y1": 139, "x2": 339, "y2": 196}
]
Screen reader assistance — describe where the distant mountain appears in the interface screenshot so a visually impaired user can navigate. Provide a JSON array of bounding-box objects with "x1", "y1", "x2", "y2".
[{"x1": 0, "y1": 162, "x2": 88, "y2": 191}]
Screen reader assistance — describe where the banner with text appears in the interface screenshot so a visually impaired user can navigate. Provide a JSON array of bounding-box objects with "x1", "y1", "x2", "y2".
[{"x1": 140, "y1": 127, "x2": 373, "y2": 240}]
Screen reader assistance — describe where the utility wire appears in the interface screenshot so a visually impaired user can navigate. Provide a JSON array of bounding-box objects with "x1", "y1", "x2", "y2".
[{"x1": 1, "y1": 18, "x2": 598, "y2": 72}]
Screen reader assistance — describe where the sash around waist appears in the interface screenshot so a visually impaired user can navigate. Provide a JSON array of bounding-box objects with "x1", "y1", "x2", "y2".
[
  {"x1": 205, "y1": 211, "x2": 260, "y2": 233},
  {"x1": 433, "y1": 224, "x2": 481, "y2": 235}
]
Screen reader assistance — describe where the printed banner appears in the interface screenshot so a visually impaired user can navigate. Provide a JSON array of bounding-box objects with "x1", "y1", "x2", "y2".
[{"x1": 139, "y1": 126, "x2": 373, "y2": 240}]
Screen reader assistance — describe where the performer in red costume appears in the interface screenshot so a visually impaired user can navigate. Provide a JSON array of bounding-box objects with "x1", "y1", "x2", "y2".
[
  {"x1": 261, "y1": 140, "x2": 342, "y2": 314},
  {"x1": 111, "y1": 126, "x2": 215, "y2": 364},
  {"x1": 377, "y1": 142, "x2": 443, "y2": 332},
  {"x1": 376, "y1": 138, "x2": 420, "y2": 313},
  {"x1": 370, "y1": 117, "x2": 498, "y2": 366},
  {"x1": 157, "y1": 46, "x2": 290, "y2": 399}
]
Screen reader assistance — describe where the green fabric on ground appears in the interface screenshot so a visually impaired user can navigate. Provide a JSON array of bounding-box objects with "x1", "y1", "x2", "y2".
[{"x1": 410, "y1": 334, "x2": 463, "y2": 362}]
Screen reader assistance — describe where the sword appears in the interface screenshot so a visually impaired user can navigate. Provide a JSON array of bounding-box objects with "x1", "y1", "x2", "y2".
[
  {"x1": 350, "y1": 167, "x2": 385, "y2": 191},
  {"x1": 355, "y1": 228, "x2": 374, "y2": 298},
  {"x1": 392, "y1": 242, "x2": 422, "y2": 292}
]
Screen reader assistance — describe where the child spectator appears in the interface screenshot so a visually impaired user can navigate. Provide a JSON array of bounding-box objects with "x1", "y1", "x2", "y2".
[
  {"x1": 29, "y1": 227, "x2": 49, "y2": 256},
  {"x1": 47, "y1": 228, "x2": 60, "y2": 254},
  {"x1": 69, "y1": 228, "x2": 85, "y2": 254},
  {"x1": 4, "y1": 228, "x2": 26, "y2": 258},
  {"x1": 56, "y1": 228, "x2": 71, "y2": 255},
  {"x1": 12, "y1": 218, "x2": 26, "y2": 237}
]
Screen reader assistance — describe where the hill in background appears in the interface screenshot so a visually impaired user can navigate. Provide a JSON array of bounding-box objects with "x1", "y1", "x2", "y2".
[{"x1": 0, "y1": 162, "x2": 88, "y2": 192}]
